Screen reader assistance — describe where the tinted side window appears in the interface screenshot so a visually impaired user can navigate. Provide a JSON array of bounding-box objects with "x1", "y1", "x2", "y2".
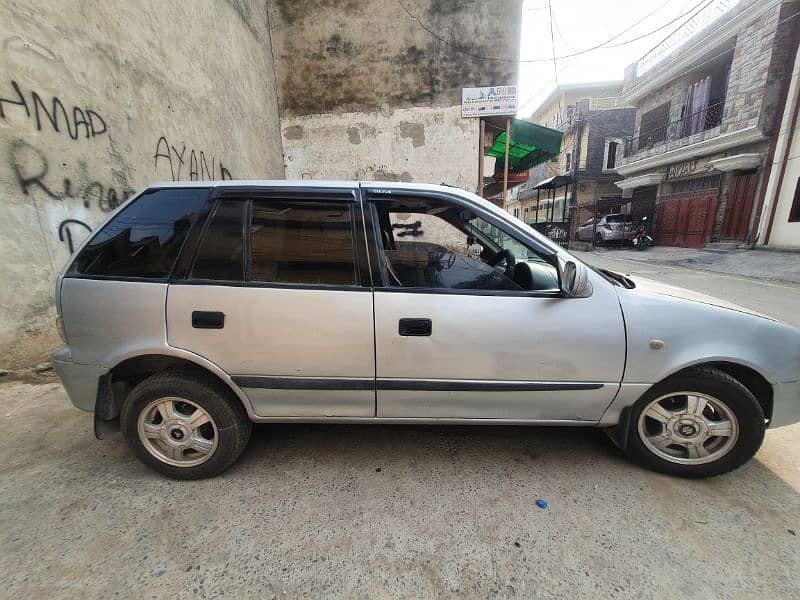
[
  {"x1": 250, "y1": 201, "x2": 356, "y2": 285},
  {"x1": 191, "y1": 200, "x2": 245, "y2": 281},
  {"x1": 69, "y1": 188, "x2": 208, "y2": 278}
]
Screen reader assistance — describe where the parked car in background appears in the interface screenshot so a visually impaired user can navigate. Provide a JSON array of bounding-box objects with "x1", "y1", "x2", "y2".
[
  {"x1": 576, "y1": 213, "x2": 635, "y2": 244},
  {"x1": 52, "y1": 181, "x2": 800, "y2": 480}
]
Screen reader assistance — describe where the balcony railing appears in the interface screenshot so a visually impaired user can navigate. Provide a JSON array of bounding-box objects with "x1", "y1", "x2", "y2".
[{"x1": 624, "y1": 101, "x2": 724, "y2": 157}]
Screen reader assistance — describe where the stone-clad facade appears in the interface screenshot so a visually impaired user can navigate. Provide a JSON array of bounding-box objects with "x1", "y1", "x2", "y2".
[{"x1": 616, "y1": 0, "x2": 800, "y2": 248}]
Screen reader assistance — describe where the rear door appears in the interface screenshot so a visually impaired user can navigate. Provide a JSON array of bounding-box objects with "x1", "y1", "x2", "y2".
[{"x1": 166, "y1": 186, "x2": 376, "y2": 417}]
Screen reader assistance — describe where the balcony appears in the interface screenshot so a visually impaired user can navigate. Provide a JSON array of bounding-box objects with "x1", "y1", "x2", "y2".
[{"x1": 623, "y1": 101, "x2": 725, "y2": 162}]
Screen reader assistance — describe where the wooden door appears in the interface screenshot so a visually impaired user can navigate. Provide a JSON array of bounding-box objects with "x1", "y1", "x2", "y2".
[
  {"x1": 655, "y1": 191, "x2": 719, "y2": 248},
  {"x1": 720, "y1": 173, "x2": 758, "y2": 240}
]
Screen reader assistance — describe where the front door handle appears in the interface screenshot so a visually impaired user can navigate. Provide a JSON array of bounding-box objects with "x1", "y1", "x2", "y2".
[
  {"x1": 399, "y1": 318, "x2": 432, "y2": 336},
  {"x1": 192, "y1": 311, "x2": 225, "y2": 329}
]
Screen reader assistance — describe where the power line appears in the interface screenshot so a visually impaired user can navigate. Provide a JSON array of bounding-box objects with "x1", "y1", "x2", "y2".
[
  {"x1": 519, "y1": 0, "x2": 790, "y2": 120},
  {"x1": 547, "y1": 1, "x2": 560, "y2": 91},
  {"x1": 549, "y1": 5, "x2": 579, "y2": 53},
  {"x1": 397, "y1": 0, "x2": 705, "y2": 64},
  {"x1": 623, "y1": 0, "x2": 714, "y2": 56},
  {"x1": 515, "y1": 0, "x2": 693, "y2": 113}
]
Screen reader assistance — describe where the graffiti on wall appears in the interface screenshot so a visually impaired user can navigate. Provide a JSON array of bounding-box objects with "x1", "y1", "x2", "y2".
[
  {"x1": 0, "y1": 80, "x2": 107, "y2": 139},
  {"x1": 2, "y1": 80, "x2": 235, "y2": 254},
  {"x1": 154, "y1": 136, "x2": 233, "y2": 181}
]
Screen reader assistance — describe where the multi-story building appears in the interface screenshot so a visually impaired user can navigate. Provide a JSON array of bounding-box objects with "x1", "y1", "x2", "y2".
[
  {"x1": 616, "y1": 0, "x2": 799, "y2": 248},
  {"x1": 756, "y1": 12, "x2": 800, "y2": 250},
  {"x1": 507, "y1": 82, "x2": 636, "y2": 236}
]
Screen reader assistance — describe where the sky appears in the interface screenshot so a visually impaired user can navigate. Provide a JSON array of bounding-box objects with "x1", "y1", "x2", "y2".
[{"x1": 517, "y1": 0, "x2": 741, "y2": 117}]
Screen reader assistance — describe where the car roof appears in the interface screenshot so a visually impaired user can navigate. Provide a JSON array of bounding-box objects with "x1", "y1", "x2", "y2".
[{"x1": 147, "y1": 179, "x2": 468, "y2": 194}]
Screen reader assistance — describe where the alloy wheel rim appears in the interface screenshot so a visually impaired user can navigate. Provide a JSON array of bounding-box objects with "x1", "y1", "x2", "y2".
[
  {"x1": 637, "y1": 391, "x2": 739, "y2": 465},
  {"x1": 137, "y1": 397, "x2": 218, "y2": 467}
]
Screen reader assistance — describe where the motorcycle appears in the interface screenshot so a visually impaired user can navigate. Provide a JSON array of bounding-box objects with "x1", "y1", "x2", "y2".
[{"x1": 630, "y1": 217, "x2": 654, "y2": 250}]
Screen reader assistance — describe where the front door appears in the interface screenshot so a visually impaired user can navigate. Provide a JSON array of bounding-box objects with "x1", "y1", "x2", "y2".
[
  {"x1": 167, "y1": 187, "x2": 376, "y2": 417},
  {"x1": 720, "y1": 172, "x2": 758, "y2": 240},
  {"x1": 365, "y1": 188, "x2": 625, "y2": 422}
]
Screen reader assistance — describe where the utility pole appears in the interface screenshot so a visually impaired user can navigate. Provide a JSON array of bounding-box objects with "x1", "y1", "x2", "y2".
[
  {"x1": 502, "y1": 118, "x2": 511, "y2": 208},
  {"x1": 570, "y1": 116, "x2": 584, "y2": 242}
]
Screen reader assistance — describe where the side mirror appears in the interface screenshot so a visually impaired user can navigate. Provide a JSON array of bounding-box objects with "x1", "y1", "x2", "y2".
[{"x1": 560, "y1": 260, "x2": 592, "y2": 297}]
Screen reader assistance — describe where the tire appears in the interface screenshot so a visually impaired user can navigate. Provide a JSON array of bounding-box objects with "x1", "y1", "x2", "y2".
[
  {"x1": 120, "y1": 371, "x2": 252, "y2": 479},
  {"x1": 594, "y1": 233, "x2": 603, "y2": 246},
  {"x1": 625, "y1": 367, "x2": 765, "y2": 478}
]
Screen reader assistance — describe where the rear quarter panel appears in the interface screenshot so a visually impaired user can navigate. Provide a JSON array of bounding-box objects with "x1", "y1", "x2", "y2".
[{"x1": 60, "y1": 278, "x2": 168, "y2": 367}]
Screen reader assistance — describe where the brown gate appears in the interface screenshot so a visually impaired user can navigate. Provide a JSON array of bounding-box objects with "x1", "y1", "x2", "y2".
[
  {"x1": 655, "y1": 190, "x2": 719, "y2": 248},
  {"x1": 720, "y1": 172, "x2": 758, "y2": 240}
]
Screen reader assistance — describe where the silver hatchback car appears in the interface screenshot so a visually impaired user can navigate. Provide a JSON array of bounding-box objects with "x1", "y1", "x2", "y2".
[
  {"x1": 53, "y1": 181, "x2": 800, "y2": 479},
  {"x1": 576, "y1": 213, "x2": 635, "y2": 244}
]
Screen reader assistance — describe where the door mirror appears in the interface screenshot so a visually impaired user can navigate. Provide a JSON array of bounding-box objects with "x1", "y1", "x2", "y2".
[{"x1": 560, "y1": 260, "x2": 592, "y2": 297}]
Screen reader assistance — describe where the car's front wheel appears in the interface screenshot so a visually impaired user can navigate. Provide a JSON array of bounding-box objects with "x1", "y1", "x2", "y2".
[
  {"x1": 120, "y1": 371, "x2": 252, "y2": 479},
  {"x1": 625, "y1": 367, "x2": 765, "y2": 478}
]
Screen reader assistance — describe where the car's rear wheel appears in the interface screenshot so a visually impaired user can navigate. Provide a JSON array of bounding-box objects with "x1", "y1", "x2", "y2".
[
  {"x1": 595, "y1": 233, "x2": 603, "y2": 246},
  {"x1": 625, "y1": 367, "x2": 765, "y2": 478},
  {"x1": 121, "y1": 371, "x2": 251, "y2": 479}
]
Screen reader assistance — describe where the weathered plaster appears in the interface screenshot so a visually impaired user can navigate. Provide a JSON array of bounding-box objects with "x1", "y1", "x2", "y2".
[{"x1": 282, "y1": 105, "x2": 478, "y2": 190}]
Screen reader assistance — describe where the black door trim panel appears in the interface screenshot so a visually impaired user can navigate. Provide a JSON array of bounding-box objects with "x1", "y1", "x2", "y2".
[
  {"x1": 377, "y1": 379, "x2": 604, "y2": 392},
  {"x1": 232, "y1": 376, "x2": 604, "y2": 393},
  {"x1": 233, "y1": 376, "x2": 375, "y2": 390}
]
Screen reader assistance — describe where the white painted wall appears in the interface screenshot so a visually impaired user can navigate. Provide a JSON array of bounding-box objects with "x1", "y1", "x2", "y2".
[{"x1": 760, "y1": 36, "x2": 800, "y2": 249}]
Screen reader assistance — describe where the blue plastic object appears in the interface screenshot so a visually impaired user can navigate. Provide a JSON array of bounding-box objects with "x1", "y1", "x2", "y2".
[{"x1": 536, "y1": 499, "x2": 548, "y2": 509}]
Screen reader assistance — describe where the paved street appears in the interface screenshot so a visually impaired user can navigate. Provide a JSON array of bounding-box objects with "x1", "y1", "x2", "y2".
[{"x1": 1, "y1": 257, "x2": 799, "y2": 599}]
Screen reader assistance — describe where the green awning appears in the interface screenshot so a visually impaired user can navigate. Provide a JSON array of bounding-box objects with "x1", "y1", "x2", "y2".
[{"x1": 486, "y1": 119, "x2": 563, "y2": 173}]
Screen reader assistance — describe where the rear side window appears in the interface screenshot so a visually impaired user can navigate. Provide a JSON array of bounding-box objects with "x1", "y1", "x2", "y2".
[
  {"x1": 250, "y1": 201, "x2": 356, "y2": 285},
  {"x1": 190, "y1": 200, "x2": 246, "y2": 281},
  {"x1": 69, "y1": 188, "x2": 208, "y2": 278}
]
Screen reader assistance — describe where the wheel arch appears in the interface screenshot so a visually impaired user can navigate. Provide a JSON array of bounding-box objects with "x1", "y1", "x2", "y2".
[
  {"x1": 604, "y1": 360, "x2": 773, "y2": 448},
  {"x1": 98, "y1": 352, "x2": 254, "y2": 423},
  {"x1": 663, "y1": 361, "x2": 773, "y2": 424}
]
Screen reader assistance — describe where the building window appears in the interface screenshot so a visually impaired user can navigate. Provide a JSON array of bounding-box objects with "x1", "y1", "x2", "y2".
[
  {"x1": 604, "y1": 139, "x2": 622, "y2": 171},
  {"x1": 565, "y1": 152, "x2": 572, "y2": 172},
  {"x1": 638, "y1": 102, "x2": 670, "y2": 150},
  {"x1": 790, "y1": 178, "x2": 800, "y2": 222}
]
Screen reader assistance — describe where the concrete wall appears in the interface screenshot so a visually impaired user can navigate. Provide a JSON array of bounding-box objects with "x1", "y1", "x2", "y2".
[
  {"x1": 269, "y1": 0, "x2": 522, "y2": 191},
  {"x1": 0, "y1": 0, "x2": 284, "y2": 369}
]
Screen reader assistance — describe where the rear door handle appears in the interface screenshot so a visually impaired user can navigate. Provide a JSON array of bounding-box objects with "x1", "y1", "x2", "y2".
[
  {"x1": 192, "y1": 311, "x2": 225, "y2": 329},
  {"x1": 399, "y1": 318, "x2": 432, "y2": 336}
]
